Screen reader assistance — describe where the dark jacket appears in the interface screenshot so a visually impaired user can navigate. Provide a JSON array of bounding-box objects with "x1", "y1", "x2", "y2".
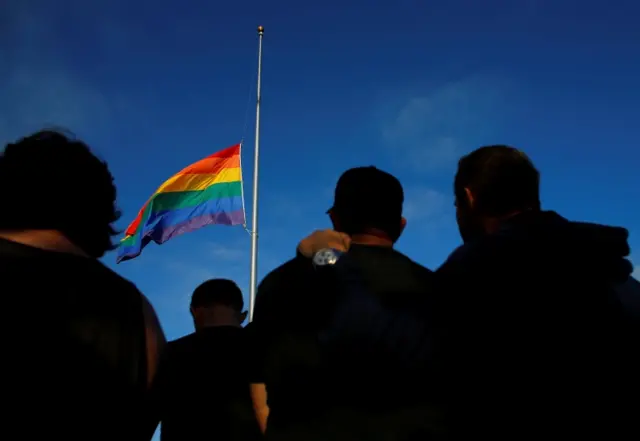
[
  {"x1": 0, "y1": 238, "x2": 165, "y2": 441},
  {"x1": 313, "y1": 212, "x2": 638, "y2": 439},
  {"x1": 436, "y1": 211, "x2": 638, "y2": 439}
]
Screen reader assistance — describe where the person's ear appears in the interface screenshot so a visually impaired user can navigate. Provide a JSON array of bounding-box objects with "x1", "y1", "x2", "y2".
[
  {"x1": 239, "y1": 311, "x2": 248, "y2": 324},
  {"x1": 392, "y1": 217, "x2": 407, "y2": 243},
  {"x1": 190, "y1": 306, "x2": 196, "y2": 318},
  {"x1": 396, "y1": 217, "x2": 407, "y2": 241},
  {"x1": 464, "y1": 187, "x2": 475, "y2": 209}
]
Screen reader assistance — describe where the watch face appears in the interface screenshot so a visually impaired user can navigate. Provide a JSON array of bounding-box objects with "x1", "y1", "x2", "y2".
[{"x1": 313, "y1": 248, "x2": 340, "y2": 266}]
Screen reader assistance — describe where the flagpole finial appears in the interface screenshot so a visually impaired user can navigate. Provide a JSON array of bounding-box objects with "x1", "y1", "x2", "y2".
[{"x1": 257, "y1": 25, "x2": 264, "y2": 35}]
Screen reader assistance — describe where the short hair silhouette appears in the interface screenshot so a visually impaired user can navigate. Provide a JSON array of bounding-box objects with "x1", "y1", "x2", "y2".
[
  {"x1": 329, "y1": 166, "x2": 404, "y2": 240},
  {"x1": 455, "y1": 145, "x2": 540, "y2": 217},
  {"x1": 0, "y1": 129, "x2": 121, "y2": 258},
  {"x1": 190, "y1": 279, "x2": 244, "y2": 312}
]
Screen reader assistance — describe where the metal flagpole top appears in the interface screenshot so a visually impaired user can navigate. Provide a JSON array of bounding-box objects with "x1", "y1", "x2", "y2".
[{"x1": 257, "y1": 26, "x2": 264, "y2": 35}]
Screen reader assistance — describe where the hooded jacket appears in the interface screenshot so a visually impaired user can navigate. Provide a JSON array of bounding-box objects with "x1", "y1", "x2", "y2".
[
  {"x1": 436, "y1": 210, "x2": 638, "y2": 439},
  {"x1": 312, "y1": 211, "x2": 637, "y2": 439}
]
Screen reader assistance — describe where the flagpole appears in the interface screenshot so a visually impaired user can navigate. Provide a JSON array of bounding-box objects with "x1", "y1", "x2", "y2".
[{"x1": 248, "y1": 25, "x2": 264, "y2": 322}]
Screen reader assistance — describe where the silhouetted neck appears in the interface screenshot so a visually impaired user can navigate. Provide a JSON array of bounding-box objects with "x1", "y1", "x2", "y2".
[
  {"x1": 485, "y1": 209, "x2": 537, "y2": 235},
  {"x1": 195, "y1": 319, "x2": 241, "y2": 331},
  {"x1": 0, "y1": 230, "x2": 88, "y2": 257},
  {"x1": 350, "y1": 233, "x2": 394, "y2": 248}
]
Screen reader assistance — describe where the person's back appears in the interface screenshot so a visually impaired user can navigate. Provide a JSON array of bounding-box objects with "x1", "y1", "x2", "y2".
[
  {"x1": 250, "y1": 167, "x2": 440, "y2": 440},
  {"x1": 316, "y1": 244, "x2": 438, "y2": 406},
  {"x1": 0, "y1": 239, "x2": 158, "y2": 441},
  {"x1": 156, "y1": 279, "x2": 261, "y2": 441},
  {"x1": 437, "y1": 145, "x2": 638, "y2": 439},
  {"x1": 0, "y1": 130, "x2": 165, "y2": 441}
]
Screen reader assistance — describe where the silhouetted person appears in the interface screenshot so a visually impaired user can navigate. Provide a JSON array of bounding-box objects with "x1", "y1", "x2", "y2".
[
  {"x1": 437, "y1": 145, "x2": 638, "y2": 439},
  {"x1": 249, "y1": 167, "x2": 439, "y2": 440},
  {"x1": 0, "y1": 130, "x2": 166, "y2": 441},
  {"x1": 154, "y1": 279, "x2": 261, "y2": 441},
  {"x1": 294, "y1": 147, "x2": 639, "y2": 440}
]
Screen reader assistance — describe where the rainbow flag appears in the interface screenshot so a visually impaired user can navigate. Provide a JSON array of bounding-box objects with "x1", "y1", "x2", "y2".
[{"x1": 116, "y1": 144, "x2": 245, "y2": 263}]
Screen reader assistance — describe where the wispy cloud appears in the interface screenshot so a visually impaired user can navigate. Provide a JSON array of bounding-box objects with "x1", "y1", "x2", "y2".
[
  {"x1": 0, "y1": 67, "x2": 111, "y2": 142},
  {"x1": 403, "y1": 186, "x2": 451, "y2": 231},
  {"x1": 0, "y1": 0, "x2": 132, "y2": 144},
  {"x1": 162, "y1": 260, "x2": 223, "y2": 287},
  {"x1": 209, "y1": 241, "x2": 249, "y2": 262},
  {"x1": 382, "y1": 74, "x2": 515, "y2": 172},
  {"x1": 152, "y1": 244, "x2": 254, "y2": 337},
  {"x1": 160, "y1": 239, "x2": 253, "y2": 287},
  {"x1": 155, "y1": 237, "x2": 280, "y2": 301}
]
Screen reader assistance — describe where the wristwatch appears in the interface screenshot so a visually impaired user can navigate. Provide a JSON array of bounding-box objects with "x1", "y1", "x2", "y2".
[{"x1": 312, "y1": 248, "x2": 344, "y2": 268}]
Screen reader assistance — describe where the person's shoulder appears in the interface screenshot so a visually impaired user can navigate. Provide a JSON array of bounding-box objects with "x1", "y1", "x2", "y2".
[
  {"x1": 400, "y1": 250, "x2": 434, "y2": 272},
  {"x1": 255, "y1": 255, "x2": 320, "y2": 325},
  {"x1": 168, "y1": 332, "x2": 197, "y2": 347},
  {"x1": 379, "y1": 247, "x2": 434, "y2": 274},
  {"x1": 41, "y1": 253, "x2": 147, "y2": 305},
  {"x1": 616, "y1": 277, "x2": 640, "y2": 319},
  {"x1": 436, "y1": 235, "x2": 500, "y2": 276},
  {"x1": 390, "y1": 250, "x2": 438, "y2": 296},
  {"x1": 259, "y1": 258, "x2": 300, "y2": 291},
  {"x1": 254, "y1": 258, "x2": 302, "y2": 320},
  {"x1": 439, "y1": 243, "x2": 471, "y2": 269},
  {"x1": 165, "y1": 332, "x2": 197, "y2": 354},
  {"x1": 257, "y1": 256, "x2": 315, "y2": 301},
  {"x1": 392, "y1": 249, "x2": 435, "y2": 277},
  {"x1": 0, "y1": 240, "x2": 142, "y2": 295},
  {"x1": 92, "y1": 259, "x2": 147, "y2": 299},
  {"x1": 102, "y1": 261, "x2": 140, "y2": 287}
]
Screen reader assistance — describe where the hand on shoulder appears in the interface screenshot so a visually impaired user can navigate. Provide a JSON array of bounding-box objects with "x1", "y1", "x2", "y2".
[{"x1": 297, "y1": 229, "x2": 351, "y2": 258}]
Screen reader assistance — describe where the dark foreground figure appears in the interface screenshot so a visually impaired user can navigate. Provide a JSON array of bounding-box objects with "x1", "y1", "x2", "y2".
[
  {"x1": 439, "y1": 146, "x2": 639, "y2": 439},
  {"x1": 296, "y1": 146, "x2": 639, "y2": 440},
  {"x1": 154, "y1": 279, "x2": 261, "y2": 441},
  {"x1": 249, "y1": 167, "x2": 440, "y2": 441},
  {"x1": 438, "y1": 212, "x2": 638, "y2": 439},
  {"x1": 0, "y1": 131, "x2": 166, "y2": 441}
]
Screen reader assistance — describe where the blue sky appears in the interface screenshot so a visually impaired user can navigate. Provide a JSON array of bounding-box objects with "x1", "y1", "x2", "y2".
[{"x1": 3, "y1": 0, "x2": 639, "y2": 410}]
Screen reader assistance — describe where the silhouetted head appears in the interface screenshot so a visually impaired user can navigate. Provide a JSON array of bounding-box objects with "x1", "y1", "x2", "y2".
[
  {"x1": 327, "y1": 166, "x2": 407, "y2": 246},
  {"x1": 0, "y1": 130, "x2": 121, "y2": 258},
  {"x1": 190, "y1": 279, "x2": 247, "y2": 329},
  {"x1": 454, "y1": 145, "x2": 540, "y2": 243}
]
